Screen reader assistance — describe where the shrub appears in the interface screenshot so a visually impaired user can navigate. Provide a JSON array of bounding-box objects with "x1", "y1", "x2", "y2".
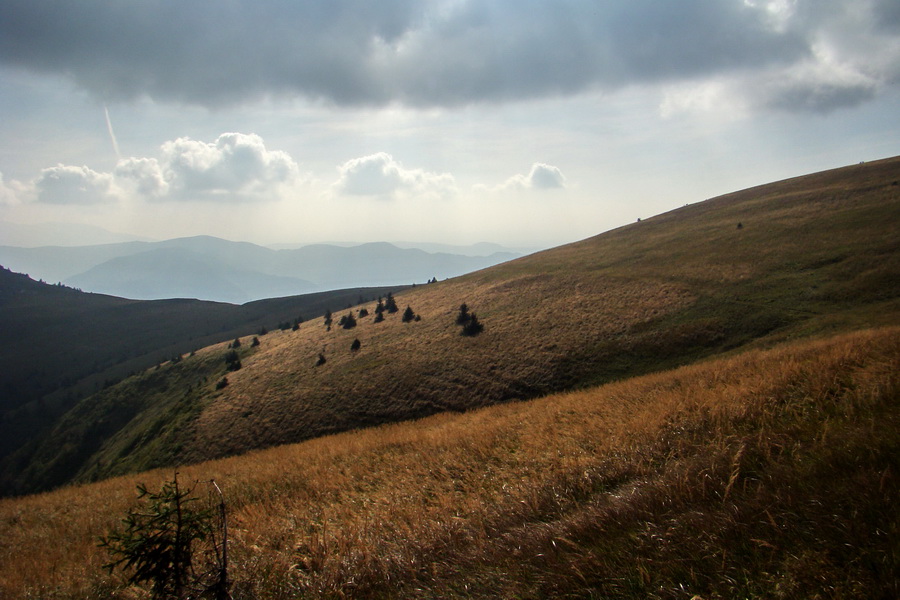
[
  {"x1": 215, "y1": 377, "x2": 228, "y2": 390},
  {"x1": 316, "y1": 353, "x2": 327, "y2": 366},
  {"x1": 351, "y1": 338, "x2": 361, "y2": 352}
]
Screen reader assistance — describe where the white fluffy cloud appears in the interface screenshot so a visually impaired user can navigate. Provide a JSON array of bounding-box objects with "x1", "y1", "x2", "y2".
[
  {"x1": 34, "y1": 164, "x2": 118, "y2": 205},
  {"x1": 151, "y1": 133, "x2": 300, "y2": 201},
  {"x1": 494, "y1": 163, "x2": 567, "y2": 192},
  {"x1": 334, "y1": 152, "x2": 457, "y2": 199},
  {"x1": 27, "y1": 133, "x2": 300, "y2": 205}
]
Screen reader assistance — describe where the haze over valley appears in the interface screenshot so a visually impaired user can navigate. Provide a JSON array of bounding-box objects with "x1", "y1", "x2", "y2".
[{"x1": 0, "y1": 234, "x2": 521, "y2": 303}]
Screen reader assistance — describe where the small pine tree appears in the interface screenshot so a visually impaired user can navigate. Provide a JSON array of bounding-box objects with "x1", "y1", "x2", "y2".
[
  {"x1": 225, "y1": 350, "x2": 241, "y2": 371},
  {"x1": 461, "y1": 312, "x2": 484, "y2": 336},
  {"x1": 100, "y1": 474, "x2": 215, "y2": 600},
  {"x1": 251, "y1": 336, "x2": 260, "y2": 347},
  {"x1": 402, "y1": 305, "x2": 415, "y2": 323},
  {"x1": 374, "y1": 311, "x2": 385, "y2": 323},
  {"x1": 351, "y1": 338, "x2": 361, "y2": 352},
  {"x1": 324, "y1": 309, "x2": 333, "y2": 329},
  {"x1": 456, "y1": 303, "x2": 471, "y2": 325},
  {"x1": 358, "y1": 308, "x2": 369, "y2": 318},
  {"x1": 342, "y1": 312, "x2": 357, "y2": 329},
  {"x1": 374, "y1": 298, "x2": 385, "y2": 315},
  {"x1": 232, "y1": 338, "x2": 241, "y2": 348},
  {"x1": 316, "y1": 353, "x2": 327, "y2": 366},
  {"x1": 385, "y1": 292, "x2": 399, "y2": 314}
]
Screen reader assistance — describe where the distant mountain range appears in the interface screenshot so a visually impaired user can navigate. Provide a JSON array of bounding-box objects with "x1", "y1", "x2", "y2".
[{"x1": 0, "y1": 235, "x2": 521, "y2": 304}]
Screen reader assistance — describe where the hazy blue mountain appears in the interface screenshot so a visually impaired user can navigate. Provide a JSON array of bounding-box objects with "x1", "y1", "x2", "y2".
[
  {"x1": 0, "y1": 236, "x2": 520, "y2": 302},
  {"x1": 65, "y1": 248, "x2": 317, "y2": 303}
]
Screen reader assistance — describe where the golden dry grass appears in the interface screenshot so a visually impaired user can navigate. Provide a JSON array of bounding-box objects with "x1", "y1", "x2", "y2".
[
  {"x1": 2, "y1": 325, "x2": 897, "y2": 598},
  {"x1": 178, "y1": 156, "x2": 900, "y2": 468}
]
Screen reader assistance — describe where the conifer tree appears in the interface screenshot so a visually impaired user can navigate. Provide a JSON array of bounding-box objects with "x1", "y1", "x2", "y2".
[
  {"x1": 402, "y1": 305, "x2": 415, "y2": 323},
  {"x1": 461, "y1": 312, "x2": 484, "y2": 336},
  {"x1": 456, "y1": 303, "x2": 471, "y2": 325},
  {"x1": 385, "y1": 292, "x2": 399, "y2": 313}
]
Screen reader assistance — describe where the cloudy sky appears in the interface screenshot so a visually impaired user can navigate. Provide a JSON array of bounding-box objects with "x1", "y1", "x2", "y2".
[{"x1": 1, "y1": 0, "x2": 899, "y2": 249}]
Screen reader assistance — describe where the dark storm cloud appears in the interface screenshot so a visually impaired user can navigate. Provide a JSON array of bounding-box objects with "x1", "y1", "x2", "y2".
[{"x1": 0, "y1": 0, "x2": 893, "y2": 111}]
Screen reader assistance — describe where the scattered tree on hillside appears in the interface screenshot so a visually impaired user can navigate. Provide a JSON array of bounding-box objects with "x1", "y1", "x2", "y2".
[
  {"x1": 316, "y1": 353, "x2": 327, "y2": 366},
  {"x1": 339, "y1": 312, "x2": 357, "y2": 329},
  {"x1": 358, "y1": 308, "x2": 369, "y2": 318},
  {"x1": 374, "y1": 311, "x2": 385, "y2": 323},
  {"x1": 402, "y1": 305, "x2": 416, "y2": 323},
  {"x1": 456, "y1": 303, "x2": 471, "y2": 325},
  {"x1": 461, "y1": 312, "x2": 484, "y2": 336},
  {"x1": 385, "y1": 292, "x2": 399, "y2": 314},
  {"x1": 225, "y1": 350, "x2": 241, "y2": 371},
  {"x1": 251, "y1": 337, "x2": 260, "y2": 347},
  {"x1": 374, "y1": 298, "x2": 385, "y2": 315},
  {"x1": 257, "y1": 326, "x2": 268, "y2": 336},
  {"x1": 351, "y1": 338, "x2": 361, "y2": 352},
  {"x1": 231, "y1": 337, "x2": 241, "y2": 348},
  {"x1": 324, "y1": 309, "x2": 333, "y2": 331}
]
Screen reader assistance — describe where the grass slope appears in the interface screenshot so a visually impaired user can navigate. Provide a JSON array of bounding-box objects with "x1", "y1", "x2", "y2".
[
  {"x1": 9, "y1": 156, "x2": 899, "y2": 496},
  {"x1": 0, "y1": 277, "x2": 408, "y2": 495},
  {"x1": 0, "y1": 326, "x2": 896, "y2": 598},
  {"x1": 184, "y1": 156, "x2": 900, "y2": 465}
]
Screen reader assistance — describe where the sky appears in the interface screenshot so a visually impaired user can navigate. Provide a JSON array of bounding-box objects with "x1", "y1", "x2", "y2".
[{"x1": 1, "y1": 0, "x2": 899, "y2": 250}]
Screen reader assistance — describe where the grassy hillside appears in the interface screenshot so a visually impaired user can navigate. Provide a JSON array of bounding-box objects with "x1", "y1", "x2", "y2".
[
  {"x1": 186, "y1": 156, "x2": 900, "y2": 462},
  {"x1": 0, "y1": 275, "x2": 408, "y2": 493},
  {"x1": 1, "y1": 326, "x2": 896, "y2": 598},
  {"x1": 8, "y1": 156, "x2": 899, "y2": 496}
]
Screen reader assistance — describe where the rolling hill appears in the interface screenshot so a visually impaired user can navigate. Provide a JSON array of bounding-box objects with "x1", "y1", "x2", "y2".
[
  {"x1": 0, "y1": 269, "x2": 408, "y2": 487},
  {"x1": 6, "y1": 156, "x2": 898, "y2": 498}
]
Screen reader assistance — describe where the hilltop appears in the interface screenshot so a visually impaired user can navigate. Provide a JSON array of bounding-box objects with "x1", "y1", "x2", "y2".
[{"x1": 6, "y1": 156, "x2": 898, "y2": 496}]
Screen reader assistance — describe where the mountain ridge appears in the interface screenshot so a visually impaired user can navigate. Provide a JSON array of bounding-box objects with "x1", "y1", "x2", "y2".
[{"x1": 0, "y1": 237, "x2": 521, "y2": 302}]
